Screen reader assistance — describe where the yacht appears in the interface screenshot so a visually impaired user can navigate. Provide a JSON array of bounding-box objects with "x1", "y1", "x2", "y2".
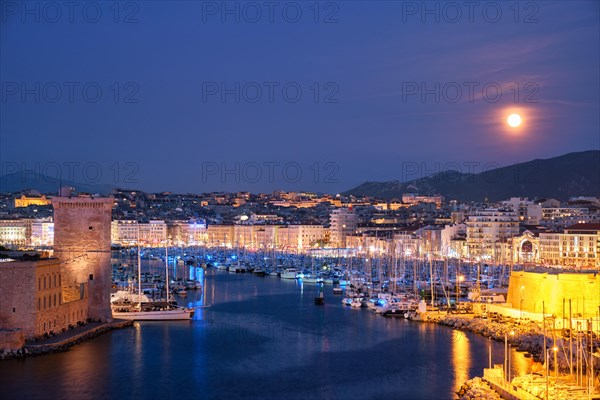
[
  {"x1": 281, "y1": 268, "x2": 299, "y2": 279},
  {"x1": 112, "y1": 304, "x2": 195, "y2": 321},
  {"x1": 301, "y1": 274, "x2": 323, "y2": 284}
]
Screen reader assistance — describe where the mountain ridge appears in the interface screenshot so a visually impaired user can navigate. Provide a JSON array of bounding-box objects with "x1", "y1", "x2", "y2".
[{"x1": 343, "y1": 150, "x2": 600, "y2": 202}]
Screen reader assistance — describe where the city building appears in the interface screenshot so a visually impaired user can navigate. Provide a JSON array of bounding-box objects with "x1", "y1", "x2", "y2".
[
  {"x1": 0, "y1": 255, "x2": 88, "y2": 345},
  {"x1": 14, "y1": 195, "x2": 51, "y2": 208},
  {"x1": 402, "y1": 194, "x2": 443, "y2": 208},
  {"x1": 466, "y1": 209, "x2": 519, "y2": 260},
  {"x1": 0, "y1": 219, "x2": 32, "y2": 246},
  {"x1": 329, "y1": 207, "x2": 358, "y2": 248},
  {"x1": 502, "y1": 197, "x2": 542, "y2": 225},
  {"x1": 206, "y1": 224, "x2": 235, "y2": 247},
  {"x1": 31, "y1": 218, "x2": 54, "y2": 247},
  {"x1": 539, "y1": 223, "x2": 600, "y2": 269}
]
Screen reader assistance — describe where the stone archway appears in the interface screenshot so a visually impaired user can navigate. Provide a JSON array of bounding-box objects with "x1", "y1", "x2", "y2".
[{"x1": 519, "y1": 238, "x2": 539, "y2": 263}]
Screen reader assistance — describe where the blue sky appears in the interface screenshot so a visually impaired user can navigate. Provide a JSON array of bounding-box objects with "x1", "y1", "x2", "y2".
[{"x1": 1, "y1": 1, "x2": 599, "y2": 193}]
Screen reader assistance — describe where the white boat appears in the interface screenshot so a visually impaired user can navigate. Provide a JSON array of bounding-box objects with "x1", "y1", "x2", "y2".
[
  {"x1": 112, "y1": 306, "x2": 195, "y2": 321},
  {"x1": 350, "y1": 298, "x2": 364, "y2": 308},
  {"x1": 301, "y1": 275, "x2": 322, "y2": 284},
  {"x1": 281, "y1": 268, "x2": 299, "y2": 279}
]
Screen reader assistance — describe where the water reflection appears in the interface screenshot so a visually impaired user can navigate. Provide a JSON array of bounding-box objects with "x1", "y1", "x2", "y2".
[{"x1": 452, "y1": 329, "x2": 471, "y2": 393}]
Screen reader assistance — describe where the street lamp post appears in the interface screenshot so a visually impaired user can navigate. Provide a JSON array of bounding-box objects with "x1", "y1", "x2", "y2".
[
  {"x1": 505, "y1": 330, "x2": 515, "y2": 384},
  {"x1": 553, "y1": 346, "x2": 558, "y2": 400}
]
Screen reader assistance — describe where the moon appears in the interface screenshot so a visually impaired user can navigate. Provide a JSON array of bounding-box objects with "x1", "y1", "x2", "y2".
[{"x1": 507, "y1": 113, "x2": 522, "y2": 128}]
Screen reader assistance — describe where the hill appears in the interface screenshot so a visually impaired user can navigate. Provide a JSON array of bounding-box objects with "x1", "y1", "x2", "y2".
[{"x1": 343, "y1": 150, "x2": 600, "y2": 202}]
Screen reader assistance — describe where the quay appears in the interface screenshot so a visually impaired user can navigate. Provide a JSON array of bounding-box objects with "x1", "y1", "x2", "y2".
[{"x1": 21, "y1": 319, "x2": 132, "y2": 357}]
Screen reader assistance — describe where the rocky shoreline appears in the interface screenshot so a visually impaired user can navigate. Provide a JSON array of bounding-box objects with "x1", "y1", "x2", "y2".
[
  {"x1": 456, "y1": 377, "x2": 502, "y2": 400},
  {"x1": 423, "y1": 313, "x2": 600, "y2": 371}
]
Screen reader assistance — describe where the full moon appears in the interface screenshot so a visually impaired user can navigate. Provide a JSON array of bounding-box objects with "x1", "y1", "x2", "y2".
[{"x1": 507, "y1": 113, "x2": 522, "y2": 128}]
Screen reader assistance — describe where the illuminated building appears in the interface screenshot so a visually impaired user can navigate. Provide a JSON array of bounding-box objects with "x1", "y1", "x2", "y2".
[
  {"x1": 31, "y1": 219, "x2": 54, "y2": 246},
  {"x1": 401, "y1": 194, "x2": 443, "y2": 208},
  {"x1": 14, "y1": 195, "x2": 51, "y2": 208},
  {"x1": 466, "y1": 209, "x2": 519, "y2": 260},
  {"x1": 501, "y1": 197, "x2": 542, "y2": 224},
  {"x1": 539, "y1": 223, "x2": 600, "y2": 269},
  {"x1": 329, "y1": 207, "x2": 358, "y2": 248},
  {"x1": 0, "y1": 219, "x2": 32, "y2": 246},
  {"x1": 0, "y1": 256, "x2": 88, "y2": 346}
]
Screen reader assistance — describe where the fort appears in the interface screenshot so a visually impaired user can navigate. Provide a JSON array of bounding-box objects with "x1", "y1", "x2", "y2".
[
  {"x1": 507, "y1": 270, "x2": 600, "y2": 319},
  {"x1": 0, "y1": 196, "x2": 114, "y2": 353}
]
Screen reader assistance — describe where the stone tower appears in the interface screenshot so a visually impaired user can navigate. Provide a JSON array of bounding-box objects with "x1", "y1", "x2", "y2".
[{"x1": 52, "y1": 196, "x2": 113, "y2": 322}]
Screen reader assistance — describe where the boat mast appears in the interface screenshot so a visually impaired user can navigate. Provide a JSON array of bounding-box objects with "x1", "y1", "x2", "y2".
[
  {"x1": 429, "y1": 253, "x2": 435, "y2": 307},
  {"x1": 165, "y1": 237, "x2": 170, "y2": 306},
  {"x1": 137, "y1": 235, "x2": 142, "y2": 308}
]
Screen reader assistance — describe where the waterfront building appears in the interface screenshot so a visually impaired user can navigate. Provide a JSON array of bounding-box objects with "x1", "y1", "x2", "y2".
[
  {"x1": 167, "y1": 220, "x2": 207, "y2": 246},
  {"x1": 139, "y1": 221, "x2": 167, "y2": 246},
  {"x1": 111, "y1": 220, "x2": 170, "y2": 246},
  {"x1": 0, "y1": 256, "x2": 88, "y2": 347},
  {"x1": 329, "y1": 207, "x2": 358, "y2": 248},
  {"x1": 232, "y1": 225, "x2": 254, "y2": 248},
  {"x1": 278, "y1": 225, "x2": 325, "y2": 250},
  {"x1": 206, "y1": 224, "x2": 235, "y2": 247},
  {"x1": 111, "y1": 220, "x2": 139, "y2": 246},
  {"x1": 253, "y1": 225, "x2": 279, "y2": 249}
]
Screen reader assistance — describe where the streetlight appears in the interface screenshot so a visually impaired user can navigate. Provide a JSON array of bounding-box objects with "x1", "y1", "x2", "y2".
[
  {"x1": 456, "y1": 274, "x2": 464, "y2": 307},
  {"x1": 553, "y1": 346, "x2": 558, "y2": 399},
  {"x1": 505, "y1": 330, "x2": 515, "y2": 384}
]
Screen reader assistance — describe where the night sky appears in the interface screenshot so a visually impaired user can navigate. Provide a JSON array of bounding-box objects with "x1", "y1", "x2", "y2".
[{"x1": 1, "y1": 1, "x2": 599, "y2": 194}]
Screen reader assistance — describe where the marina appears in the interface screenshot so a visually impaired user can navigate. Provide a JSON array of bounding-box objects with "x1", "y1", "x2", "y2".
[
  {"x1": 105, "y1": 246, "x2": 600, "y2": 399},
  {"x1": 0, "y1": 267, "x2": 531, "y2": 400}
]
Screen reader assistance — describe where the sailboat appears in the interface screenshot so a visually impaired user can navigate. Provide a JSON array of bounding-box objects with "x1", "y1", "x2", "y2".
[{"x1": 112, "y1": 237, "x2": 196, "y2": 321}]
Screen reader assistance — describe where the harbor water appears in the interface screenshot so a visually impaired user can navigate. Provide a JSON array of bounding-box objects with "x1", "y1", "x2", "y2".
[{"x1": 0, "y1": 269, "x2": 529, "y2": 400}]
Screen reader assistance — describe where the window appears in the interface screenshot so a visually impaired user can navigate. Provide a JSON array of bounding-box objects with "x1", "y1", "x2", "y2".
[
  {"x1": 44, "y1": 277, "x2": 46, "y2": 289},
  {"x1": 43, "y1": 297, "x2": 46, "y2": 309}
]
